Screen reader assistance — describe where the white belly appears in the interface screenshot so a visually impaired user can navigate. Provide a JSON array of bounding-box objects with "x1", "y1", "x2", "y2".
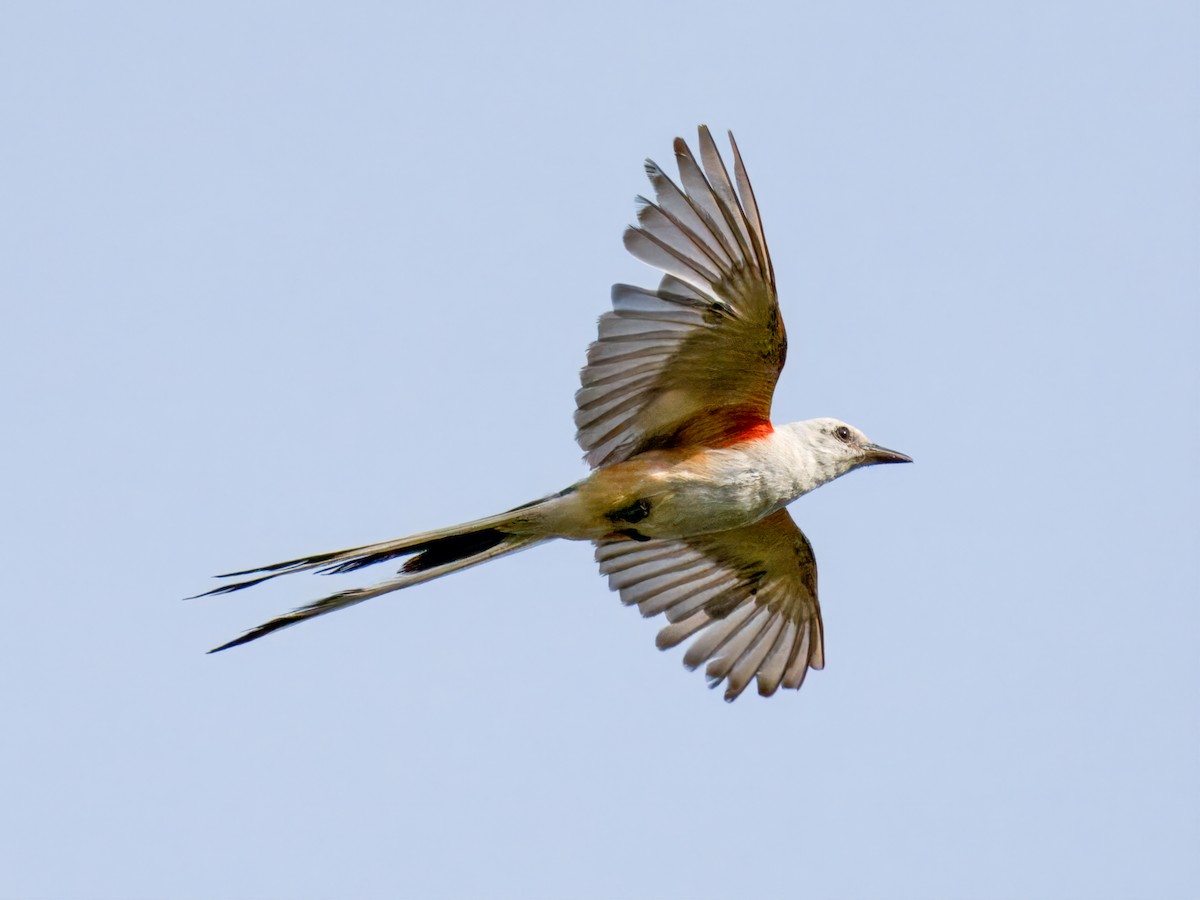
[
  {"x1": 640, "y1": 457, "x2": 782, "y2": 537},
  {"x1": 544, "y1": 436, "x2": 807, "y2": 542}
]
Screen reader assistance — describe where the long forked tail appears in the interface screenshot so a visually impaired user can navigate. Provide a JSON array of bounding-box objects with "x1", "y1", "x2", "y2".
[{"x1": 197, "y1": 500, "x2": 554, "y2": 653}]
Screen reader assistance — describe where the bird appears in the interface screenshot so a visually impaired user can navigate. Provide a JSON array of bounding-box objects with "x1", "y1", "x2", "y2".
[{"x1": 198, "y1": 125, "x2": 912, "y2": 701}]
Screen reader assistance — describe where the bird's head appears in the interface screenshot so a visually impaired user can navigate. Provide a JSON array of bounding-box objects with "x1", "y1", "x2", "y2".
[{"x1": 787, "y1": 418, "x2": 913, "y2": 481}]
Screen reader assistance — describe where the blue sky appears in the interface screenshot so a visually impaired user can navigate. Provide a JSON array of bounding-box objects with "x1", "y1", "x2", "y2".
[{"x1": 2, "y1": 2, "x2": 1197, "y2": 897}]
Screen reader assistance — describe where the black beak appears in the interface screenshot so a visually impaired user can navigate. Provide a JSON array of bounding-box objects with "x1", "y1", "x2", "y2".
[{"x1": 862, "y1": 443, "x2": 913, "y2": 465}]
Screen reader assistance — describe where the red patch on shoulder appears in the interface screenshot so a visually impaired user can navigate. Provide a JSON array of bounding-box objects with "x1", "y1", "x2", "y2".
[{"x1": 715, "y1": 420, "x2": 775, "y2": 446}]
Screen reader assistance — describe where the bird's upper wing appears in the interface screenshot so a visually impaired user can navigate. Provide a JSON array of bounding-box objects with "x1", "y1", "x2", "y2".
[
  {"x1": 575, "y1": 126, "x2": 785, "y2": 469},
  {"x1": 595, "y1": 509, "x2": 823, "y2": 701}
]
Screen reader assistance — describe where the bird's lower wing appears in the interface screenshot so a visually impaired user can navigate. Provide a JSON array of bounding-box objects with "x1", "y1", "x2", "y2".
[{"x1": 595, "y1": 509, "x2": 823, "y2": 701}]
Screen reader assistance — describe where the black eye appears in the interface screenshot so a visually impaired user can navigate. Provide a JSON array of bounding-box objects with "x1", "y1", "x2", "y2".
[{"x1": 835, "y1": 426, "x2": 852, "y2": 443}]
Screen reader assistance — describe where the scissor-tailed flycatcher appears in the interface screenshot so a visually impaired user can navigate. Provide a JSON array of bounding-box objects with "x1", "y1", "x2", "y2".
[{"x1": 201, "y1": 126, "x2": 911, "y2": 700}]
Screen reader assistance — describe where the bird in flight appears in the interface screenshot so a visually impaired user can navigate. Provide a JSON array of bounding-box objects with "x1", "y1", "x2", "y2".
[{"x1": 200, "y1": 126, "x2": 911, "y2": 700}]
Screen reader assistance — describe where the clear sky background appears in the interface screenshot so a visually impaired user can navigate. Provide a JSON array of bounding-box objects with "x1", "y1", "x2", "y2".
[{"x1": 2, "y1": 2, "x2": 1197, "y2": 898}]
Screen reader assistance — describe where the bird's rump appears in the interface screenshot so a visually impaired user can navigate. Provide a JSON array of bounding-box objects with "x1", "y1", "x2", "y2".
[{"x1": 576, "y1": 127, "x2": 787, "y2": 469}]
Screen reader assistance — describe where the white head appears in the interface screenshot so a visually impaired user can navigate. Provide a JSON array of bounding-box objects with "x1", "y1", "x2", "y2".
[{"x1": 782, "y1": 417, "x2": 912, "y2": 487}]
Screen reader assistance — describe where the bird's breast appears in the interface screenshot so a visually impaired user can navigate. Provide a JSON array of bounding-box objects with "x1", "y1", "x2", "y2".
[{"x1": 548, "y1": 438, "x2": 801, "y2": 541}]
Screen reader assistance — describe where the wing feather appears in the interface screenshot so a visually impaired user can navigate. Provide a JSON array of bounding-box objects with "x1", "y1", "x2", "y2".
[
  {"x1": 622, "y1": 228, "x2": 722, "y2": 297},
  {"x1": 576, "y1": 127, "x2": 786, "y2": 468},
  {"x1": 680, "y1": 602, "x2": 758, "y2": 670},
  {"x1": 635, "y1": 199, "x2": 731, "y2": 276},
  {"x1": 595, "y1": 509, "x2": 822, "y2": 701},
  {"x1": 641, "y1": 164, "x2": 736, "y2": 270},
  {"x1": 755, "y1": 617, "x2": 798, "y2": 697},
  {"x1": 729, "y1": 131, "x2": 773, "y2": 282},
  {"x1": 696, "y1": 126, "x2": 759, "y2": 269},
  {"x1": 655, "y1": 609, "x2": 712, "y2": 650},
  {"x1": 721, "y1": 610, "x2": 786, "y2": 700},
  {"x1": 781, "y1": 623, "x2": 816, "y2": 690},
  {"x1": 702, "y1": 606, "x2": 774, "y2": 692},
  {"x1": 673, "y1": 138, "x2": 746, "y2": 264}
]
